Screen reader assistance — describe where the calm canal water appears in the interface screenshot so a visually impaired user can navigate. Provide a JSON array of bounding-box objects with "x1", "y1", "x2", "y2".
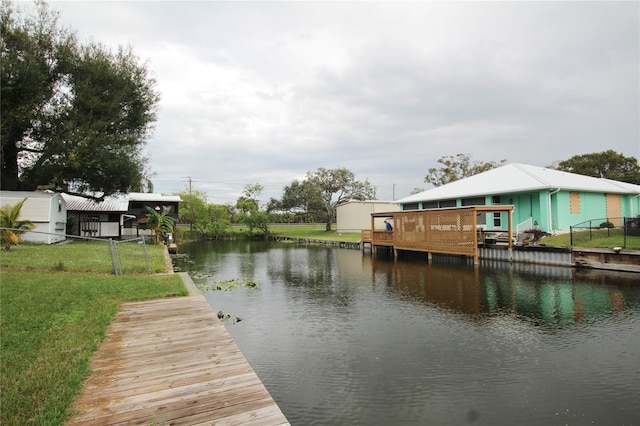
[{"x1": 174, "y1": 241, "x2": 640, "y2": 426}]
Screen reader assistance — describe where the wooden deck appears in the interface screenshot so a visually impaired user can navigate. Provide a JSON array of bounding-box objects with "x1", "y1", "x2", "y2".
[
  {"x1": 66, "y1": 274, "x2": 289, "y2": 425},
  {"x1": 364, "y1": 206, "x2": 515, "y2": 264}
]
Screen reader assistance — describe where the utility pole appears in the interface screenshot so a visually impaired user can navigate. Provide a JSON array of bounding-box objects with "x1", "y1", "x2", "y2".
[
  {"x1": 182, "y1": 177, "x2": 197, "y2": 231},
  {"x1": 182, "y1": 176, "x2": 196, "y2": 195}
]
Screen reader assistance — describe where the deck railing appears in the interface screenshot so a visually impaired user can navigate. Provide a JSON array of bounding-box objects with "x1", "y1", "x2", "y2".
[{"x1": 365, "y1": 206, "x2": 514, "y2": 263}]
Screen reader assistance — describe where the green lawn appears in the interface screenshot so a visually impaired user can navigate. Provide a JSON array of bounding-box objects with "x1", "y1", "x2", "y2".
[
  {"x1": 0, "y1": 240, "x2": 168, "y2": 274},
  {"x1": 0, "y1": 244, "x2": 187, "y2": 425},
  {"x1": 540, "y1": 229, "x2": 640, "y2": 250},
  {"x1": 269, "y1": 224, "x2": 362, "y2": 242}
]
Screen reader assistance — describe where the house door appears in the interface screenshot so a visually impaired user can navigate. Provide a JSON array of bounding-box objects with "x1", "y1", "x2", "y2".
[{"x1": 606, "y1": 194, "x2": 622, "y2": 226}]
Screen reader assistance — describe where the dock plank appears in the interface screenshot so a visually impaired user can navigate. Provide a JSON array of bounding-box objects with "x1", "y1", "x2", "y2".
[{"x1": 66, "y1": 293, "x2": 289, "y2": 425}]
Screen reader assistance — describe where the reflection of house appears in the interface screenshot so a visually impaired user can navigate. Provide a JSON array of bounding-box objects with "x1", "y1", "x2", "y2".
[
  {"x1": 0, "y1": 191, "x2": 67, "y2": 244},
  {"x1": 396, "y1": 163, "x2": 640, "y2": 233},
  {"x1": 336, "y1": 200, "x2": 400, "y2": 233},
  {"x1": 63, "y1": 192, "x2": 181, "y2": 239}
]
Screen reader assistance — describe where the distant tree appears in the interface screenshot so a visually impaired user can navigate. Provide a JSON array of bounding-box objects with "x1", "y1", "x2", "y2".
[
  {"x1": 141, "y1": 206, "x2": 176, "y2": 244},
  {"x1": 307, "y1": 167, "x2": 376, "y2": 231},
  {"x1": 178, "y1": 189, "x2": 208, "y2": 232},
  {"x1": 278, "y1": 180, "x2": 325, "y2": 219},
  {"x1": 1, "y1": 1, "x2": 159, "y2": 199},
  {"x1": 204, "y1": 204, "x2": 231, "y2": 238},
  {"x1": 425, "y1": 154, "x2": 507, "y2": 187},
  {"x1": 553, "y1": 150, "x2": 640, "y2": 184},
  {"x1": 0, "y1": 197, "x2": 35, "y2": 250},
  {"x1": 178, "y1": 190, "x2": 231, "y2": 239},
  {"x1": 235, "y1": 183, "x2": 269, "y2": 236}
]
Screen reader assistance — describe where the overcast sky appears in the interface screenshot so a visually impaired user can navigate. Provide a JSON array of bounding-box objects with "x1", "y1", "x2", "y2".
[{"x1": 48, "y1": 1, "x2": 639, "y2": 205}]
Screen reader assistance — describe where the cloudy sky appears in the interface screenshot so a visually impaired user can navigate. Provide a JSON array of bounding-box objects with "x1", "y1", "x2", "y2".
[{"x1": 48, "y1": 1, "x2": 639, "y2": 204}]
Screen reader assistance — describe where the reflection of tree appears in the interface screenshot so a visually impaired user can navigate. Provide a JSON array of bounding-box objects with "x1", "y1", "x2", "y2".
[{"x1": 267, "y1": 245, "x2": 356, "y2": 307}]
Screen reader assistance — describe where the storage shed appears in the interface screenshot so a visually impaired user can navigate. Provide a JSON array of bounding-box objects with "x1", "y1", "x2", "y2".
[
  {"x1": 0, "y1": 191, "x2": 67, "y2": 244},
  {"x1": 336, "y1": 200, "x2": 401, "y2": 233}
]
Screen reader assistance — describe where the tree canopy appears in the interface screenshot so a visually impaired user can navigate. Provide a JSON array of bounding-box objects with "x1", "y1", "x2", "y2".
[
  {"x1": 277, "y1": 167, "x2": 376, "y2": 231},
  {"x1": 553, "y1": 150, "x2": 640, "y2": 184},
  {"x1": 235, "y1": 183, "x2": 270, "y2": 236},
  {"x1": 178, "y1": 189, "x2": 231, "y2": 239},
  {"x1": 424, "y1": 154, "x2": 507, "y2": 187},
  {"x1": 1, "y1": 1, "x2": 159, "y2": 199}
]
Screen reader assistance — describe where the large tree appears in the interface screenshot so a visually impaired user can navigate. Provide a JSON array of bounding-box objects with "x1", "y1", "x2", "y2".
[
  {"x1": 1, "y1": 1, "x2": 159, "y2": 199},
  {"x1": 552, "y1": 150, "x2": 640, "y2": 184},
  {"x1": 283, "y1": 167, "x2": 376, "y2": 231},
  {"x1": 424, "y1": 154, "x2": 507, "y2": 187}
]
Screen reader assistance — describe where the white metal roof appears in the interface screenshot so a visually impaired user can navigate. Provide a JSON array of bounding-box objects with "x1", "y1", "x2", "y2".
[
  {"x1": 62, "y1": 193, "x2": 129, "y2": 212},
  {"x1": 62, "y1": 192, "x2": 181, "y2": 212},
  {"x1": 127, "y1": 192, "x2": 182, "y2": 202},
  {"x1": 397, "y1": 163, "x2": 640, "y2": 204}
]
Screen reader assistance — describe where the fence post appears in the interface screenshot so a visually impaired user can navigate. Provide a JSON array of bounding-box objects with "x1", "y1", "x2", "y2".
[
  {"x1": 141, "y1": 238, "x2": 151, "y2": 273},
  {"x1": 570, "y1": 225, "x2": 573, "y2": 247},
  {"x1": 109, "y1": 239, "x2": 123, "y2": 275}
]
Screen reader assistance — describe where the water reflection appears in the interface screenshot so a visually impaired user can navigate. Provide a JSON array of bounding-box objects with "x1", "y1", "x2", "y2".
[{"x1": 173, "y1": 241, "x2": 640, "y2": 426}]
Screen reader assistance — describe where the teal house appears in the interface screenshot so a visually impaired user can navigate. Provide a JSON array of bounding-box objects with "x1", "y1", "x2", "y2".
[{"x1": 396, "y1": 163, "x2": 640, "y2": 233}]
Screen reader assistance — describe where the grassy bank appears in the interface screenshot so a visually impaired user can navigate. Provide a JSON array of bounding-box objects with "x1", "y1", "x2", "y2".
[
  {"x1": 539, "y1": 229, "x2": 640, "y2": 250},
  {"x1": 269, "y1": 224, "x2": 362, "y2": 243},
  {"x1": 0, "y1": 240, "x2": 169, "y2": 274},
  {"x1": 0, "y1": 245, "x2": 186, "y2": 425}
]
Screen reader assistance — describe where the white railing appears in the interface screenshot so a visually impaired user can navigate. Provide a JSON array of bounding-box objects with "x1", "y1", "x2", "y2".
[{"x1": 516, "y1": 217, "x2": 534, "y2": 235}]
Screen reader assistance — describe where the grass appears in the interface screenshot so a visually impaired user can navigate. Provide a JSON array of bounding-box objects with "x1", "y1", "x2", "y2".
[
  {"x1": 0, "y1": 244, "x2": 187, "y2": 425},
  {"x1": 269, "y1": 224, "x2": 362, "y2": 242},
  {"x1": 540, "y1": 229, "x2": 640, "y2": 250},
  {"x1": 0, "y1": 240, "x2": 168, "y2": 274}
]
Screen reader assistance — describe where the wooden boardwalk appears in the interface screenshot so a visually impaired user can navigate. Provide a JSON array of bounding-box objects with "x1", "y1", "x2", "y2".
[{"x1": 66, "y1": 274, "x2": 289, "y2": 425}]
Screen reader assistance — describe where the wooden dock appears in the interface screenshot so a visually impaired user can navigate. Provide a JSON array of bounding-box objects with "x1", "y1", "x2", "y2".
[{"x1": 66, "y1": 274, "x2": 289, "y2": 425}]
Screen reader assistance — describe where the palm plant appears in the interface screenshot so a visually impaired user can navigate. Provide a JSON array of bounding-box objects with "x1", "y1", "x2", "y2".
[
  {"x1": 141, "y1": 206, "x2": 176, "y2": 244},
  {"x1": 1, "y1": 198, "x2": 35, "y2": 251}
]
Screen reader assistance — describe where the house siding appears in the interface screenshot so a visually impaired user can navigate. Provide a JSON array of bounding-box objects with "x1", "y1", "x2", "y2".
[{"x1": 0, "y1": 191, "x2": 67, "y2": 244}]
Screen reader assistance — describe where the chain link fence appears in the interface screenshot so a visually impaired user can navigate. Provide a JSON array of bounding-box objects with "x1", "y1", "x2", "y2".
[
  {"x1": 569, "y1": 217, "x2": 640, "y2": 249},
  {"x1": 1, "y1": 228, "x2": 152, "y2": 274}
]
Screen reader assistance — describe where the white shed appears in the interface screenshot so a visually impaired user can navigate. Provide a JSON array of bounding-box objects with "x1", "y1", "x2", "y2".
[
  {"x1": 336, "y1": 200, "x2": 400, "y2": 233},
  {"x1": 0, "y1": 191, "x2": 67, "y2": 244}
]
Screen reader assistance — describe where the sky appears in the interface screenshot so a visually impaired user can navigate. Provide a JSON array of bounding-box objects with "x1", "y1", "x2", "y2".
[{"x1": 46, "y1": 0, "x2": 640, "y2": 205}]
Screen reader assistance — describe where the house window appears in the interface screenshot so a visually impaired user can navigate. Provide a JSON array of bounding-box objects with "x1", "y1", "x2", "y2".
[
  {"x1": 403, "y1": 203, "x2": 419, "y2": 210},
  {"x1": 493, "y1": 213, "x2": 501, "y2": 227},
  {"x1": 570, "y1": 192, "x2": 580, "y2": 214},
  {"x1": 492, "y1": 196, "x2": 501, "y2": 204},
  {"x1": 423, "y1": 202, "x2": 438, "y2": 209},
  {"x1": 462, "y1": 197, "x2": 485, "y2": 206},
  {"x1": 439, "y1": 200, "x2": 456, "y2": 208}
]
